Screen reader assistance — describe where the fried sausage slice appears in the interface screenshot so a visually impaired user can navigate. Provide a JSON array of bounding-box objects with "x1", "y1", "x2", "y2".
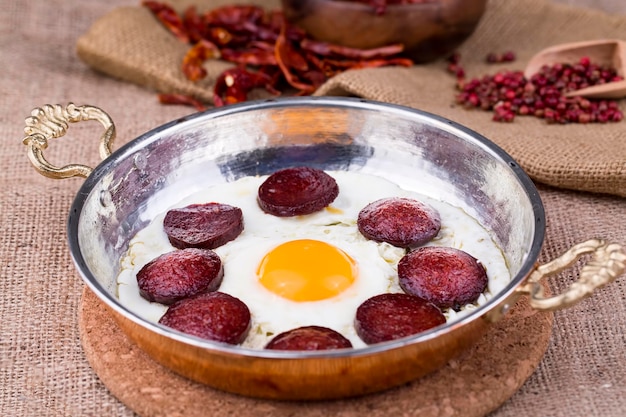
[
  {"x1": 257, "y1": 167, "x2": 339, "y2": 217},
  {"x1": 158, "y1": 292, "x2": 251, "y2": 344},
  {"x1": 137, "y1": 248, "x2": 223, "y2": 305},
  {"x1": 355, "y1": 293, "x2": 446, "y2": 344},
  {"x1": 265, "y1": 326, "x2": 353, "y2": 351},
  {"x1": 398, "y1": 246, "x2": 488, "y2": 311},
  {"x1": 163, "y1": 202, "x2": 243, "y2": 249},
  {"x1": 357, "y1": 197, "x2": 441, "y2": 248}
]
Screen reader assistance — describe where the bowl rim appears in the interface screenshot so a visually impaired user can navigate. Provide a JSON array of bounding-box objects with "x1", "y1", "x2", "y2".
[
  {"x1": 282, "y1": 0, "x2": 462, "y2": 12},
  {"x1": 67, "y1": 96, "x2": 545, "y2": 359}
]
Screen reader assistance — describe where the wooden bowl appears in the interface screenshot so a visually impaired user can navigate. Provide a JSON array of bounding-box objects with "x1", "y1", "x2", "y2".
[
  {"x1": 281, "y1": 0, "x2": 488, "y2": 63},
  {"x1": 524, "y1": 39, "x2": 626, "y2": 99}
]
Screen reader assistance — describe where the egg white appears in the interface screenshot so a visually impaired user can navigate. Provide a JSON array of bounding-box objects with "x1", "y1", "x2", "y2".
[{"x1": 117, "y1": 171, "x2": 510, "y2": 349}]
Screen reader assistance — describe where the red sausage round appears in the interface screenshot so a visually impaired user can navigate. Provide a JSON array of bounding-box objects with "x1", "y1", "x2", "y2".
[
  {"x1": 158, "y1": 292, "x2": 251, "y2": 345},
  {"x1": 257, "y1": 167, "x2": 339, "y2": 217},
  {"x1": 137, "y1": 248, "x2": 223, "y2": 305},
  {"x1": 355, "y1": 293, "x2": 446, "y2": 344},
  {"x1": 265, "y1": 326, "x2": 353, "y2": 351},
  {"x1": 397, "y1": 246, "x2": 488, "y2": 311},
  {"x1": 357, "y1": 197, "x2": 441, "y2": 248},
  {"x1": 163, "y1": 202, "x2": 243, "y2": 249}
]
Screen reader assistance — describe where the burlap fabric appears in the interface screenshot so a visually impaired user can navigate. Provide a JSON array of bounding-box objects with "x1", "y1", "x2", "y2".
[
  {"x1": 75, "y1": 0, "x2": 626, "y2": 197},
  {"x1": 1, "y1": 0, "x2": 625, "y2": 416}
]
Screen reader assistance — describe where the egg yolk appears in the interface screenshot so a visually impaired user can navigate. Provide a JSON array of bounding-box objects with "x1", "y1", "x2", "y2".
[{"x1": 257, "y1": 239, "x2": 357, "y2": 302}]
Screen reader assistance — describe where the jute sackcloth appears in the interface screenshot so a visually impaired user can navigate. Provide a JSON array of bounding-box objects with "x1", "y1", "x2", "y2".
[
  {"x1": 76, "y1": 0, "x2": 626, "y2": 197},
  {"x1": 1, "y1": 0, "x2": 626, "y2": 416}
]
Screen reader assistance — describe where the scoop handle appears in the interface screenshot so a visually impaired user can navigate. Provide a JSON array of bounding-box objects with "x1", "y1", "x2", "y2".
[
  {"x1": 22, "y1": 103, "x2": 115, "y2": 179},
  {"x1": 522, "y1": 239, "x2": 625, "y2": 311}
]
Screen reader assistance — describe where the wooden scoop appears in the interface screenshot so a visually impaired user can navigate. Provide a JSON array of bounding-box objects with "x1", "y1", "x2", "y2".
[{"x1": 524, "y1": 39, "x2": 626, "y2": 99}]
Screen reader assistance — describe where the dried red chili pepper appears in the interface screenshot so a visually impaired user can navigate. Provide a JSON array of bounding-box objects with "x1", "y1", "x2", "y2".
[
  {"x1": 221, "y1": 47, "x2": 277, "y2": 66},
  {"x1": 158, "y1": 93, "x2": 207, "y2": 112},
  {"x1": 213, "y1": 67, "x2": 279, "y2": 107},
  {"x1": 207, "y1": 27, "x2": 234, "y2": 46},
  {"x1": 275, "y1": 22, "x2": 317, "y2": 94},
  {"x1": 144, "y1": 2, "x2": 414, "y2": 108},
  {"x1": 256, "y1": 65, "x2": 284, "y2": 96},
  {"x1": 300, "y1": 39, "x2": 405, "y2": 60},
  {"x1": 276, "y1": 30, "x2": 309, "y2": 72},
  {"x1": 142, "y1": 1, "x2": 190, "y2": 43},
  {"x1": 239, "y1": 21, "x2": 278, "y2": 43},
  {"x1": 204, "y1": 5, "x2": 265, "y2": 29},
  {"x1": 182, "y1": 39, "x2": 221, "y2": 82},
  {"x1": 182, "y1": 6, "x2": 207, "y2": 43}
]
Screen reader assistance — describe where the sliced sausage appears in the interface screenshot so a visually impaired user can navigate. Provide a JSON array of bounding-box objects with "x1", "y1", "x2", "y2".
[
  {"x1": 163, "y1": 202, "x2": 243, "y2": 249},
  {"x1": 397, "y1": 246, "x2": 488, "y2": 311},
  {"x1": 137, "y1": 248, "x2": 223, "y2": 305},
  {"x1": 265, "y1": 326, "x2": 353, "y2": 351},
  {"x1": 355, "y1": 293, "x2": 446, "y2": 344},
  {"x1": 158, "y1": 292, "x2": 251, "y2": 345},
  {"x1": 357, "y1": 197, "x2": 441, "y2": 248},
  {"x1": 257, "y1": 167, "x2": 339, "y2": 217}
]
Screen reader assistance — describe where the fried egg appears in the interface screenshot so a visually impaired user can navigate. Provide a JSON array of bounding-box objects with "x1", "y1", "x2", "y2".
[{"x1": 117, "y1": 171, "x2": 510, "y2": 349}]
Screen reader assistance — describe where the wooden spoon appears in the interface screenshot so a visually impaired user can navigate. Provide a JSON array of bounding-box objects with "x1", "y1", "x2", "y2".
[{"x1": 524, "y1": 39, "x2": 626, "y2": 99}]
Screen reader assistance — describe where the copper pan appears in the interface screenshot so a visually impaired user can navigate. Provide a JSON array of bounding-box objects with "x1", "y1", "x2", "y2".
[{"x1": 22, "y1": 97, "x2": 625, "y2": 400}]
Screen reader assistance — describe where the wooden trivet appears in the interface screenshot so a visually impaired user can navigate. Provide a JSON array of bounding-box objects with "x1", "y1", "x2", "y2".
[{"x1": 79, "y1": 287, "x2": 553, "y2": 417}]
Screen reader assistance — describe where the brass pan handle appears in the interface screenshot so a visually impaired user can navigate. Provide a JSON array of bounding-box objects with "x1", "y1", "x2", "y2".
[
  {"x1": 22, "y1": 103, "x2": 115, "y2": 179},
  {"x1": 519, "y1": 239, "x2": 625, "y2": 311}
]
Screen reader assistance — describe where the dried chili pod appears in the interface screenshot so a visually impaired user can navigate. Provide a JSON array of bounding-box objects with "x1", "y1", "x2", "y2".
[
  {"x1": 238, "y1": 19, "x2": 279, "y2": 43},
  {"x1": 207, "y1": 27, "x2": 235, "y2": 46},
  {"x1": 275, "y1": 23, "x2": 316, "y2": 94},
  {"x1": 300, "y1": 39, "x2": 405, "y2": 60},
  {"x1": 213, "y1": 67, "x2": 278, "y2": 107},
  {"x1": 204, "y1": 5, "x2": 266, "y2": 29},
  {"x1": 144, "y1": 2, "x2": 415, "y2": 108},
  {"x1": 304, "y1": 52, "x2": 338, "y2": 78},
  {"x1": 182, "y1": 39, "x2": 221, "y2": 81},
  {"x1": 182, "y1": 6, "x2": 207, "y2": 43},
  {"x1": 143, "y1": 1, "x2": 190, "y2": 43},
  {"x1": 158, "y1": 93, "x2": 207, "y2": 112},
  {"x1": 221, "y1": 47, "x2": 278, "y2": 66},
  {"x1": 257, "y1": 65, "x2": 284, "y2": 95}
]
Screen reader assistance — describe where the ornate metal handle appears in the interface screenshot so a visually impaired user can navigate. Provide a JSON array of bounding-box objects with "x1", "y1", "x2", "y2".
[
  {"x1": 518, "y1": 239, "x2": 625, "y2": 311},
  {"x1": 22, "y1": 103, "x2": 115, "y2": 178}
]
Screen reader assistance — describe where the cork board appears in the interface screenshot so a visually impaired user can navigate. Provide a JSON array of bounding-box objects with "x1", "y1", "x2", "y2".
[{"x1": 79, "y1": 287, "x2": 554, "y2": 417}]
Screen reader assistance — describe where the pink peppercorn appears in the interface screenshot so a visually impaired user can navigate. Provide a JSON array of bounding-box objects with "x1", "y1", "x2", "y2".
[{"x1": 450, "y1": 53, "x2": 624, "y2": 124}]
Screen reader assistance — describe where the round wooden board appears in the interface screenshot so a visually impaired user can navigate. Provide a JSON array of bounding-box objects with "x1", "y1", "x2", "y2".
[{"x1": 79, "y1": 287, "x2": 553, "y2": 417}]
